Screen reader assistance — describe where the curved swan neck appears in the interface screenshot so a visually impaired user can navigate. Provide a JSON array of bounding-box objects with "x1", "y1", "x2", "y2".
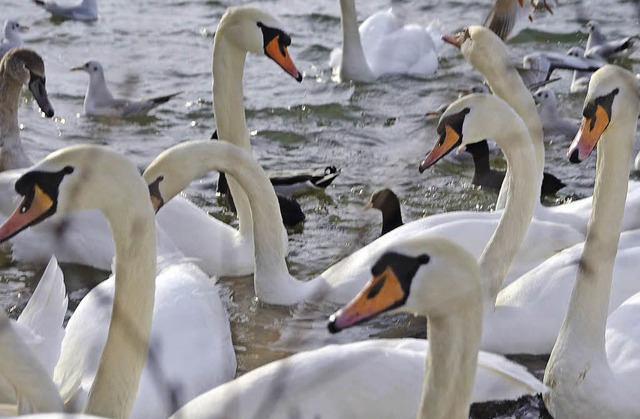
[
  {"x1": 83, "y1": 166, "x2": 157, "y2": 418},
  {"x1": 479, "y1": 118, "x2": 539, "y2": 306},
  {"x1": 0, "y1": 313, "x2": 63, "y2": 412},
  {"x1": 338, "y1": 0, "x2": 375, "y2": 81},
  {"x1": 145, "y1": 140, "x2": 316, "y2": 305},
  {"x1": 549, "y1": 116, "x2": 634, "y2": 366},
  {"x1": 212, "y1": 30, "x2": 254, "y2": 240},
  {"x1": 420, "y1": 294, "x2": 482, "y2": 419}
]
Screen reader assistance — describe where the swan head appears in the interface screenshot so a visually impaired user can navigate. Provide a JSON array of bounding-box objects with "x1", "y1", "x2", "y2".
[
  {"x1": 442, "y1": 26, "x2": 510, "y2": 75},
  {"x1": 328, "y1": 236, "x2": 481, "y2": 333},
  {"x1": 215, "y1": 6, "x2": 302, "y2": 82},
  {"x1": 364, "y1": 188, "x2": 399, "y2": 212},
  {"x1": 0, "y1": 145, "x2": 147, "y2": 242},
  {"x1": 568, "y1": 65, "x2": 640, "y2": 163},
  {"x1": 419, "y1": 93, "x2": 518, "y2": 172},
  {"x1": 1, "y1": 48, "x2": 54, "y2": 117}
]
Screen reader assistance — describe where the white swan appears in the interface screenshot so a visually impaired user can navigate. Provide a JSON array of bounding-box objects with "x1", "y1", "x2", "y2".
[
  {"x1": 329, "y1": 0, "x2": 441, "y2": 82},
  {"x1": 155, "y1": 7, "x2": 304, "y2": 278},
  {"x1": 545, "y1": 66, "x2": 640, "y2": 418},
  {"x1": 442, "y1": 25, "x2": 640, "y2": 231},
  {"x1": 145, "y1": 91, "x2": 540, "y2": 308},
  {"x1": 0, "y1": 257, "x2": 65, "y2": 414},
  {"x1": 544, "y1": 65, "x2": 640, "y2": 418},
  {"x1": 169, "y1": 236, "x2": 545, "y2": 419},
  {"x1": 0, "y1": 145, "x2": 235, "y2": 418}
]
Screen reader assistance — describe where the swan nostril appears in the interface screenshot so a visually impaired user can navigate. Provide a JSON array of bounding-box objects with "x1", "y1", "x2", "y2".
[{"x1": 568, "y1": 148, "x2": 582, "y2": 164}]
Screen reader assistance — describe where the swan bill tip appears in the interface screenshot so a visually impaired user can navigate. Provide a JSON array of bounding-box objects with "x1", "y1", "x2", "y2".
[
  {"x1": 568, "y1": 148, "x2": 582, "y2": 164},
  {"x1": 327, "y1": 315, "x2": 342, "y2": 334}
]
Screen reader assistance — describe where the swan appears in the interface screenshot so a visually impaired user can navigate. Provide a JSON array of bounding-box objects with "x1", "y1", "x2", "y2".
[
  {"x1": 169, "y1": 237, "x2": 545, "y2": 419},
  {"x1": 155, "y1": 6, "x2": 305, "y2": 277},
  {"x1": 441, "y1": 25, "x2": 640, "y2": 233},
  {"x1": 329, "y1": 0, "x2": 441, "y2": 82},
  {"x1": 70, "y1": 60, "x2": 180, "y2": 118},
  {"x1": 144, "y1": 92, "x2": 544, "y2": 306},
  {"x1": 544, "y1": 65, "x2": 640, "y2": 417},
  {"x1": 32, "y1": 0, "x2": 98, "y2": 21},
  {"x1": 0, "y1": 48, "x2": 54, "y2": 171},
  {"x1": 0, "y1": 145, "x2": 235, "y2": 418},
  {"x1": 0, "y1": 256, "x2": 65, "y2": 414}
]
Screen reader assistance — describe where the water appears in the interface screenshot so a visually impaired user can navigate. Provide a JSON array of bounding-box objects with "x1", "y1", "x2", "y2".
[{"x1": 1, "y1": 0, "x2": 639, "y2": 416}]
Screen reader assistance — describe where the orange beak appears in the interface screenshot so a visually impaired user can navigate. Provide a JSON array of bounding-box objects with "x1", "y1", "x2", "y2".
[
  {"x1": 419, "y1": 125, "x2": 462, "y2": 173},
  {"x1": 265, "y1": 36, "x2": 303, "y2": 82},
  {"x1": 0, "y1": 185, "x2": 54, "y2": 242},
  {"x1": 567, "y1": 104, "x2": 610, "y2": 163},
  {"x1": 442, "y1": 31, "x2": 465, "y2": 49},
  {"x1": 328, "y1": 266, "x2": 407, "y2": 333}
]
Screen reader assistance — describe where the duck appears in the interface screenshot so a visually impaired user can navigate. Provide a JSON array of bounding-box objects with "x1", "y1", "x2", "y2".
[
  {"x1": 364, "y1": 187, "x2": 403, "y2": 236},
  {"x1": 70, "y1": 60, "x2": 180, "y2": 118},
  {"x1": 168, "y1": 237, "x2": 546, "y2": 419},
  {"x1": 532, "y1": 87, "x2": 580, "y2": 140},
  {"x1": 329, "y1": 0, "x2": 441, "y2": 82},
  {"x1": 0, "y1": 20, "x2": 26, "y2": 59},
  {"x1": 0, "y1": 145, "x2": 235, "y2": 418},
  {"x1": 544, "y1": 65, "x2": 640, "y2": 418},
  {"x1": 32, "y1": 0, "x2": 98, "y2": 21},
  {"x1": 463, "y1": 139, "x2": 566, "y2": 194},
  {"x1": 584, "y1": 20, "x2": 636, "y2": 59}
]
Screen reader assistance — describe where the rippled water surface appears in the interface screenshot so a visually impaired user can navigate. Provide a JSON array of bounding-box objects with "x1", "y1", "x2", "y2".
[{"x1": 1, "y1": 0, "x2": 639, "y2": 416}]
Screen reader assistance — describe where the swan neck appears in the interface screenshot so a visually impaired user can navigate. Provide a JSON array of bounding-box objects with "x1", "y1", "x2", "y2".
[
  {"x1": 212, "y1": 35, "x2": 253, "y2": 239},
  {"x1": 419, "y1": 295, "x2": 482, "y2": 419},
  {"x1": 84, "y1": 189, "x2": 156, "y2": 418},
  {"x1": 0, "y1": 70, "x2": 22, "y2": 152},
  {"x1": 479, "y1": 122, "x2": 539, "y2": 306},
  {"x1": 0, "y1": 313, "x2": 63, "y2": 412},
  {"x1": 338, "y1": 0, "x2": 375, "y2": 80},
  {"x1": 549, "y1": 120, "x2": 633, "y2": 368}
]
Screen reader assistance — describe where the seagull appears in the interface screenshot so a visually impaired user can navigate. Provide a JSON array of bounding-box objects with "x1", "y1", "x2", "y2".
[
  {"x1": 517, "y1": 50, "x2": 604, "y2": 85},
  {"x1": 532, "y1": 87, "x2": 580, "y2": 140},
  {"x1": 33, "y1": 0, "x2": 98, "y2": 21},
  {"x1": 71, "y1": 60, "x2": 180, "y2": 118},
  {"x1": 484, "y1": 0, "x2": 555, "y2": 40},
  {"x1": 0, "y1": 20, "x2": 27, "y2": 58},
  {"x1": 565, "y1": 46, "x2": 592, "y2": 93},
  {"x1": 584, "y1": 20, "x2": 636, "y2": 59}
]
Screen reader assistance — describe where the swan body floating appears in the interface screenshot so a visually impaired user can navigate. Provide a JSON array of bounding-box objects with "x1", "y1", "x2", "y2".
[
  {"x1": 544, "y1": 65, "x2": 640, "y2": 418},
  {"x1": 170, "y1": 237, "x2": 545, "y2": 419},
  {"x1": 33, "y1": 0, "x2": 98, "y2": 21},
  {"x1": 0, "y1": 145, "x2": 235, "y2": 418},
  {"x1": 71, "y1": 60, "x2": 179, "y2": 118},
  {"x1": 330, "y1": 0, "x2": 441, "y2": 82}
]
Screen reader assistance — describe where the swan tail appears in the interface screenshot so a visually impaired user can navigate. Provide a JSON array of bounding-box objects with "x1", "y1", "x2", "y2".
[{"x1": 16, "y1": 256, "x2": 67, "y2": 377}]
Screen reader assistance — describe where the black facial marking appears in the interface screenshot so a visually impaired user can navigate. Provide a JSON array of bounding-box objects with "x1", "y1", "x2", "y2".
[
  {"x1": 583, "y1": 88, "x2": 619, "y2": 130},
  {"x1": 12, "y1": 166, "x2": 74, "y2": 229},
  {"x1": 366, "y1": 275, "x2": 386, "y2": 300},
  {"x1": 148, "y1": 175, "x2": 165, "y2": 211},
  {"x1": 369, "y1": 251, "x2": 431, "y2": 309},
  {"x1": 257, "y1": 21, "x2": 291, "y2": 55}
]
